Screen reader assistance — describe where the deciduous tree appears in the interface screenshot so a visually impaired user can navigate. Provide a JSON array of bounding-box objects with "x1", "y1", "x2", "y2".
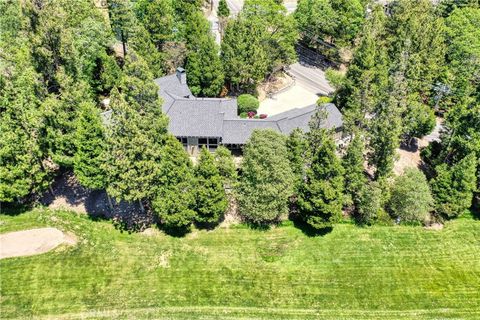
[{"x1": 388, "y1": 168, "x2": 434, "y2": 224}]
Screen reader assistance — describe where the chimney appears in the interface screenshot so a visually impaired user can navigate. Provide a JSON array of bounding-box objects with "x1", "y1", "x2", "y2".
[{"x1": 176, "y1": 67, "x2": 187, "y2": 85}]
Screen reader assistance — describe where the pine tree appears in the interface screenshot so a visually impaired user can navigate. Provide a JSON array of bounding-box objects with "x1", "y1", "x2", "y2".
[
  {"x1": 0, "y1": 8, "x2": 50, "y2": 202},
  {"x1": 238, "y1": 129, "x2": 294, "y2": 224},
  {"x1": 134, "y1": 0, "x2": 175, "y2": 47},
  {"x1": 0, "y1": 105, "x2": 48, "y2": 202},
  {"x1": 108, "y1": 0, "x2": 136, "y2": 59},
  {"x1": 41, "y1": 72, "x2": 93, "y2": 167},
  {"x1": 195, "y1": 147, "x2": 228, "y2": 226},
  {"x1": 431, "y1": 153, "x2": 478, "y2": 218},
  {"x1": 336, "y1": 5, "x2": 389, "y2": 130},
  {"x1": 368, "y1": 69, "x2": 405, "y2": 180},
  {"x1": 73, "y1": 101, "x2": 107, "y2": 190},
  {"x1": 103, "y1": 55, "x2": 168, "y2": 209},
  {"x1": 221, "y1": 0, "x2": 296, "y2": 92},
  {"x1": 342, "y1": 132, "x2": 367, "y2": 208},
  {"x1": 218, "y1": 0, "x2": 230, "y2": 18},
  {"x1": 185, "y1": 11, "x2": 224, "y2": 97},
  {"x1": 286, "y1": 128, "x2": 307, "y2": 191},
  {"x1": 152, "y1": 136, "x2": 197, "y2": 231},
  {"x1": 297, "y1": 127, "x2": 345, "y2": 230},
  {"x1": 387, "y1": 0, "x2": 446, "y2": 101}
]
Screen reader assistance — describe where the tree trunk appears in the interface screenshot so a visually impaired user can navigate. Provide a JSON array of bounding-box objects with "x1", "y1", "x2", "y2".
[
  {"x1": 138, "y1": 199, "x2": 145, "y2": 214},
  {"x1": 107, "y1": 193, "x2": 114, "y2": 212},
  {"x1": 121, "y1": 29, "x2": 127, "y2": 61}
]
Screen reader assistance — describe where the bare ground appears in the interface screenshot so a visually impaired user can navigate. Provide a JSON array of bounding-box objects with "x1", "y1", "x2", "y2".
[
  {"x1": 40, "y1": 172, "x2": 152, "y2": 232},
  {"x1": 0, "y1": 227, "x2": 77, "y2": 259},
  {"x1": 393, "y1": 118, "x2": 443, "y2": 175}
]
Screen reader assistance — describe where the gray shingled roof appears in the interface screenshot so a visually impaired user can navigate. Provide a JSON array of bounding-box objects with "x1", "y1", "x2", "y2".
[
  {"x1": 222, "y1": 103, "x2": 341, "y2": 144},
  {"x1": 154, "y1": 72, "x2": 343, "y2": 144}
]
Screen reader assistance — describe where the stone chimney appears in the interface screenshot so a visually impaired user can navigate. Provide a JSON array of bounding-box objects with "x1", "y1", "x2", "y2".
[{"x1": 176, "y1": 67, "x2": 187, "y2": 85}]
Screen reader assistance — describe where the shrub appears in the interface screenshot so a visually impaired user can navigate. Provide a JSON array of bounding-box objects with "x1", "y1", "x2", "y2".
[
  {"x1": 259, "y1": 114, "x2": 267, "y2": 119},
  {"x1": 317, "y1": 96, "x2": 333, "y2": 105},
  {"x1": 237, "y1": 94, "x2": 259, "y2": 114},
  {"x1": 325, "y1": 68, "x2": 345, "y2": 90}
]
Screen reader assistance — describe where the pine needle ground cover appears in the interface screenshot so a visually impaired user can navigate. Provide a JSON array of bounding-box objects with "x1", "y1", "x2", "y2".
[{"x1": 1, "y1": 209, "x2": 479, "y2": 319}]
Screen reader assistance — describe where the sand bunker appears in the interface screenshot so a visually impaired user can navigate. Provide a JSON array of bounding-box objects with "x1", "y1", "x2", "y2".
[{"x1": 0, "y1": 227, "x2": 76, "y2": 259}]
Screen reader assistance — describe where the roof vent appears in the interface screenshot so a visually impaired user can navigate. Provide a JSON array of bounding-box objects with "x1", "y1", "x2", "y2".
[{"x1": 176, "y1": 67, "x2": 187, "y2": 85}]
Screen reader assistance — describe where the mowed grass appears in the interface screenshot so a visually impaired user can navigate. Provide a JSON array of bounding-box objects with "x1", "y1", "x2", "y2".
[{"x1": 0, "y1": 209, "x2": 479, "y2": 319}]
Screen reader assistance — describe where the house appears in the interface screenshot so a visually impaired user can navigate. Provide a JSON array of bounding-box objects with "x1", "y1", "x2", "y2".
[{"x1": 155, "y1": 68, "x2": 343, "y2": 155}]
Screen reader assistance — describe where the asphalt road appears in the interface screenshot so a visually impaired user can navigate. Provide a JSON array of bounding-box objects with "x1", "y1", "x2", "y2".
[{"x1": 287, "y1": 63, "x2": 334, "y2": 96}]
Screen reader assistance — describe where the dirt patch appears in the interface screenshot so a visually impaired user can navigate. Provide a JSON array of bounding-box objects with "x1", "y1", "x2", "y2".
[
  {"x1": 393, "y1": 118, "x2": 443, "y2": 175},
  {"x1": 0, "y1": 227, "x2": 77, "y2": 259}
]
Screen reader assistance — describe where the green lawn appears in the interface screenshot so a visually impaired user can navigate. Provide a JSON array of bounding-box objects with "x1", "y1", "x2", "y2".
[{"x1": 1, "y1": 209, "x2": 479, "y2": 319}]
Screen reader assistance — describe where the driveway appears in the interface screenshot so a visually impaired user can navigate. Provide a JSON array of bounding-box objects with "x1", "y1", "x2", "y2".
[{"x1": 258, "y1": 83, "x2": 319, "y2": 116}]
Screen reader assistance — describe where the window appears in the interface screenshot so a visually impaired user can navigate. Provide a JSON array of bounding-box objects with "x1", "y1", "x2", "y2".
[{"x1": 198, "y1": 138, "x2": 208, "y2": 146}]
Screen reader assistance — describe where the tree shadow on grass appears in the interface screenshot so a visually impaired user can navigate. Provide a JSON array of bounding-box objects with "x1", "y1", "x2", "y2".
[
  {"x1": 0, "y1": 202, "x2": 32, "y2": 216},
  {"x1": 158, "y1": 223, "x2": 191, "y2": 237},
  {"x1": 245, "y1": 221, "x2": 272, "y2": 231},
  {"x1": 291, "y1": 217, "x2": 333, "y2": 237},
  {"x1": 472, "y1": 197, "x2": 480, "y2": 220}
]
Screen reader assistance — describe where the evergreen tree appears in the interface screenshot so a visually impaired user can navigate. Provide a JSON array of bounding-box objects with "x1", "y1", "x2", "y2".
[
  {"x1": 388, "y1": 168, "x2": 434, "y2": 224},
  {"x1": 73, "y1": 102, "x2": 107, "y2": 190},
  {"x1": 336, "y1": 5, "x2": 389, "y2": 130},
  {"x1": 444, "y1": 7, "x2": 480, "y2": 106},
  {"x1": 218, "y1": 0, "x2": 230, "y2": 17},
  {"x1": 431, "y1": 153, "x2": 478, "y2": 218},
  {"x1": 134, "y1": 0, "x2": 176, "y2": 47},
  {"x1": 387, "y1": 0, "x2": 446, "y2": 103},
  {"x1": 214, "y1": 146, "x2": 237, "y2": 188},
  {"x1": 295, "y1": 0, "x2": 365, "y2": 49},
  {"x1": 221, "y1": 0, "x2": 297, "y2": 92},
  {"x1": 195, "y1": 147, "x2": 228, "y2": 226},
  {"x1": 238, "y1": 130, "x2": 294, "y2": 224},
  {"x1": 368, "y1": 70, "x2": 405, "y2": 180},
  {"x1": 103, "y1": 55, "x2": 168, "y2": 209},
  {"x1": 342, "y1": 132, "x2": 367, "y2": 208},
  {"x1": 108, "y1": 0, "x2": 136, "y2": 59},
  {"x1": 153, "y1": 136, "x2": 197, "y2": 231},
  {"x1": 286, "y1": 128, "x2": 308, "y2": 190},
  {"x1": 40, "y1": 72, "x2": 93, "y2": 167},
  {"x1": 185, "y1": 11, "x2": 224, "y2": 97},
  {"x1": 0, "y1": 6, "x2": 50, "y2": 202},
  {"x1": 297, "y1": 108, "x2": 345, "y2": 230},
  {"x1": 129, "y1": 24, "x2": 165, "y2": 77},
  {"x1": 31, "y1": 0, "x2": 110, "y2": 91}
]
